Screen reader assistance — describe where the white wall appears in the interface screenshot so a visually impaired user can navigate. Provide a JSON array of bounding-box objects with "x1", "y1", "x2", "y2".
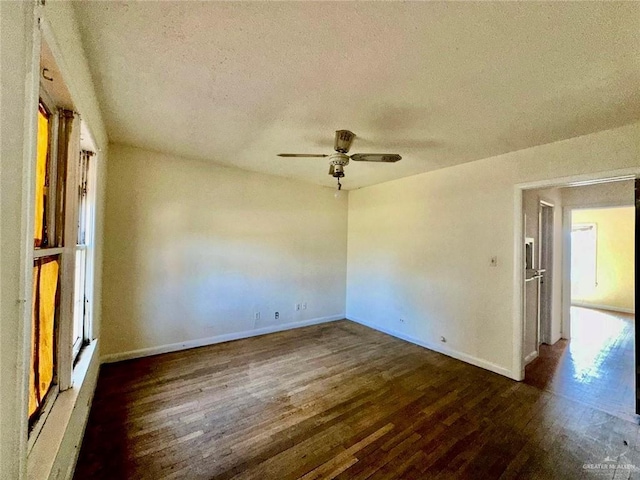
[
  {"x1": 101, "y1": 144, "x2": 348, "y2": 359},
  {"x1": 0, "y1": 2, "x2": 108, "y2": 479},
  {"x1": 347, "y1": 121, "x2": 640, "y2": 380},
  {"x1": 562, "y1": 180, "x2": 634, "y2": 208},
  {"x1": 1, "y1": 3, "x2": 36, "y2": 478}
]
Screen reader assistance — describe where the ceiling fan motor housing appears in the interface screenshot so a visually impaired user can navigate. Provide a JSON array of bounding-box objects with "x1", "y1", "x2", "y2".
[{"x1": 329, "y1": 153, "x2": 349, "y2": 177}]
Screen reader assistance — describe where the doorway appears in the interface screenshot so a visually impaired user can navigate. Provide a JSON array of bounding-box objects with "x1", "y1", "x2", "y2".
[
  {"x1": 521, "y1": 180, "x2": 637, "y2": 420},
  {"x1": 567, "y1": 206, "x2": 635, "y2": 418}
]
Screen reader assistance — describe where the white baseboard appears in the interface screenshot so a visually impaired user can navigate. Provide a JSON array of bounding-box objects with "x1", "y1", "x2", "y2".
[
  {"x1": 524, "y1": 350, "x2": 539, "y2": 366},
  {"x1": 101, "y1": 314, "x2": 344, "y2": 364},
  {"x1": 346, "y1": 315, "x2": 517, "y2": 380},
  {"x1": 571, "y1": 301, "x2": 635, "y2": 315}
]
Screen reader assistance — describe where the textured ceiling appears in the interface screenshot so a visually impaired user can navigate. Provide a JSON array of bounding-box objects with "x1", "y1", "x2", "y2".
[{"x1": 74, "y1": 1, "x2": 640, "y2": 190}]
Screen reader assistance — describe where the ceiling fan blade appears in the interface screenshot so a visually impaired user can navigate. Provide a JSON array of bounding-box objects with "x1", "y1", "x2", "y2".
[
  {"x1": 329, "y1": 165, "x2": 335, "y2": 175},
  {"x1": 350, "y1": 153, "x2": 402, "y2": 163},
  {"x1": 277, "y1": 153, "x2": 329, "y2": 158},
  {"x1": 334, "y1": 130, "x2": 356, "y2": 153}
]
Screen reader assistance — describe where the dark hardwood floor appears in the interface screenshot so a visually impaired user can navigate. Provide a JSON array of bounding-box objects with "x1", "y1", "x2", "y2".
[
  {"x1": 75, "y1": 320, "x2": 640, "y2": 479},
  {"x1": 525, "y1": 307, "x2": 636, "y2": 423}
]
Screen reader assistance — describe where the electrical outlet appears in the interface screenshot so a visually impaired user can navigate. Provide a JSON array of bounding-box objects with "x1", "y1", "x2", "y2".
[
  {"x1": 302, "y1": 302, "x2": 307, "y2": 310},
  {"x1": 295, "y1": 303, "x2": 301, "y2": 311},
  {"x1": 254, "y1": 312, "x2": 260, "y2": 321},
  {"x1": 275, "y1": 311, "x2": 279, "y2": 320}
]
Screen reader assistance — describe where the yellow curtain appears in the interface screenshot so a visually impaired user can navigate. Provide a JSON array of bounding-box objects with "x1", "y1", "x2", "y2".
[
  {"x1": 34, "y1": 107, "x2": 49, "y2": 247},
  {"x1": 38, "y1": 258, "x2": 58, "y2": 397},
  {"x1": 28, "y1": 265, "x2": 39, "y2": 418},
  {"x1": 28, "y1": 257, "x2": 59, "y2": 422}
]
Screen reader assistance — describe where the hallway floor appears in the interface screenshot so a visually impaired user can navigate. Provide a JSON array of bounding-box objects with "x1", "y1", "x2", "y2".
[{"x1": 525, "y1": 306, "x2": 636, "y2": 423}]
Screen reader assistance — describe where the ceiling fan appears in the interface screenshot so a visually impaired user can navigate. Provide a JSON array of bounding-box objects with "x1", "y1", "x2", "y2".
[{"x1": 278, "y1": 130, "x2": 402, "y2": 191}]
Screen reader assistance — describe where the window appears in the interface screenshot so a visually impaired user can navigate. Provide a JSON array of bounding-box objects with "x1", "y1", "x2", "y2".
[
  {"x1": 29, "y1": 91, "x2": 96, "y2": 437},
  {"x1": 29, "y1": 256, "x2": 60, "y2": 427},
  {"x1": 571, "y1": 223, "x2": 597, "y2": 299},
  {"x1": 72, "y1": 151, "x2": 93, "y2": 359},
  {"x1": 30, "y1": 98, "x2": 62, "y2": 429}
]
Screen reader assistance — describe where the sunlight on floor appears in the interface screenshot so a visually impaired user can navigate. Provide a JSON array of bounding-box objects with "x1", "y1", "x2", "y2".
[
  {"x1": 525, "y1": 306, "x2": 635, "y2": 422},
  {"x1": 569, "y1": 307, "x2": 629, "y2": 382}
]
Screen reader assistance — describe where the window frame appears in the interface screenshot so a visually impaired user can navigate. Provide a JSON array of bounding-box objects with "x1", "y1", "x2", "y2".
[
  {"x1": 72, "y1": 152, "x2": 97, "y2": 367},
  {"x1": 34, "y1": 89, "x2": 58, "y2": 249},
  {"x1": 26, "y1": 380, "x2": 59, "y2": 452},
  {"x1": 28, "y1": 84, "x2": 97, "y2": 448},
  {"x1": 28, "y1": 90, "x2": 62, "y2": 450}
]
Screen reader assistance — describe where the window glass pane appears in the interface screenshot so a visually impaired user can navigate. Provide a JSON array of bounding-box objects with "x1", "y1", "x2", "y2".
[
  {"x1": 73, "y1": 248, "x2": 86, "y2": 351},
  {"x1": 29, "y1": 256, "x2": 60, "y2": 425},
  {"x1": 77, "y1": 152, "x2": 90, "y2": 244},
  {"x1": 34, "y1": 105, "x2": 50, "y2": 247},
  {"x1": 571, "y1": 225, "x2": 597, "y2": 298}
]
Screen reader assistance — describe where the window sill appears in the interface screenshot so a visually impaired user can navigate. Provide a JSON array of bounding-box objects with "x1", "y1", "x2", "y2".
[{"x1": 27, "y1": 340, "x2": 99, "y2": 480}]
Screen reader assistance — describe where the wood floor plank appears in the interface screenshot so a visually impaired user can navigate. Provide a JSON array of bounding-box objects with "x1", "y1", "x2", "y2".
[{"x1": 75, "y1": 320, "x2": 640, "y2": 479}]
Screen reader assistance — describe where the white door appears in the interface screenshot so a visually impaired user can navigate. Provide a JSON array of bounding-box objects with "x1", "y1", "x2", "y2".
[{"x1": 538, "y1": 203, "x2": 554, "y2": 346}]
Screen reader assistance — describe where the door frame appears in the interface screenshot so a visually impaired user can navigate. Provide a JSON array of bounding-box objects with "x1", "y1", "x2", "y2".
[
  {"x1": 635, "y1": 179, "x2": 640, "y2": 413},
  {"x1": 513, "y1": 166, "x2": 640, "y2": 381},
  {"x1": 537, "y1": 200, "x2": 554, "y2": 347},
  {"x1": 562, "y1": 207, "x2": 573, "y2": 340}
]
